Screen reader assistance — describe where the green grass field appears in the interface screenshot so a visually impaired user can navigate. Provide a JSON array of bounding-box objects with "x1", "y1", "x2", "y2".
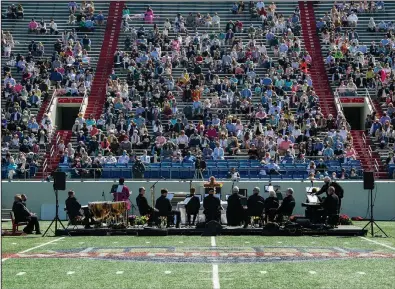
[{"x1": 2, "y1": 221, "x2": 395, "y2": 289}]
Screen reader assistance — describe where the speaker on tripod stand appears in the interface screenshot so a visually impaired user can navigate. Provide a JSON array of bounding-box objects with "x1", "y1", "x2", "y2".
[
  {"x1": 43, "y1": 172, "x2": 69, "y2": 237},
  {"x1": 362, "y1": 171, "x2": 388, "y2": 237}
]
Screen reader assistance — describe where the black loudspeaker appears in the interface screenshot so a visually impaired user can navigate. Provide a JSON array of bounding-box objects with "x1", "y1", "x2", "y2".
[
  {"x1": 363, "y1": 171, "x2": 375, "y2": 190},
  {"x1": 53, "y1": 172, "x2": 66, "y2": 191},
  {"x1": 294, "y1": 218, "x2": 312, "y2": 228},
  {"x1": 202, "y1": 220, "x2": 222, "y2": 236}
]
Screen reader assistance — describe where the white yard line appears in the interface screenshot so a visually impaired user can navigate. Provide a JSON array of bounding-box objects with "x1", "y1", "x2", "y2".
[
  {"x1": 212, "y1": 264, "x2": 220, "y2": 289},
  {"x1": 2, "y1": 237, "x2": 65, "y2": 263},
  {"x1": 360, "y1": 237, "x2": 395, "y2": 251},
  {"x1": 211, "y1": 236, "x2": 217, "y2": 247},
  {"x1": 211, "y1": 236, "x2": 220, "y2": 289}
]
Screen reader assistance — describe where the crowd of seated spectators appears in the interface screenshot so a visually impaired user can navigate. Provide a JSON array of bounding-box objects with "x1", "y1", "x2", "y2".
[
  {"x1": 318, "y1": 1, "x2": 394, "y2": 176},
  {"x1": 1, "y1": 1, "x2": 104, "y2": 180},
  {"x1": 55, "y1": 2, "x2": 362, "y2": 180}
]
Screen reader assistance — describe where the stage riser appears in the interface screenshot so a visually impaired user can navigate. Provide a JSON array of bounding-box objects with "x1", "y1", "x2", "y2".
[{"x1": 55, "y1": 228, "x2": 367, "y2": 237}]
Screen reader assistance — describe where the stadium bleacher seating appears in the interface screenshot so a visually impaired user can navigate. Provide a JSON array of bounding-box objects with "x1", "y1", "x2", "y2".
[
  {"x1": 314, "y1": 1, "x2": 395, "y2": 178},
  {"x1": 6, "y1": 1, "x2": 393, "y2": 181},
  {"x1": 1, "y1": 1, "x2": 108, "y2": 179}
]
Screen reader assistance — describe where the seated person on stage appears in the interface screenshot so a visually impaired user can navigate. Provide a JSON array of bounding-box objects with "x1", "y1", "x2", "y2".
[
  {"x1": 322, "y1": 186, "x2": 339, "y2": 227},
  {"x1": 136, "y1": 187, "x2": 158, "y2": 226},
  {"x1": 12, "y1": 194, "x2": 41, "y2": 234},
  {"x1": 226, "y1": 186, "x2": 249, "y2": 228},
  {"x1": 247, "y1": 187, "x2": 265, "y2": 218},
  {"x1": 203, "y1": 189, "x2": 221, "y2": 223},
  {"x1": 65, "y1": 190, "x2": 92, "y2": 229},
  {"x1": 264, "y1": 190, "x2": 279, "y2": 223},
  {"x1": 277, "y1": 188, "x2": 296, "y2": 222},
  {"x1": 185, "y1": 187, "x2": 201, "y2": 226},
  {"x1": 155, "y1": 189, "x2": 181, "y2": 228}
]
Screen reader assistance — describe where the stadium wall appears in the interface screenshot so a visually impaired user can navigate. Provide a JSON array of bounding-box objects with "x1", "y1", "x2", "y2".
[{"x1": 2, "y1": 181, "x2": 395, "y2": 220}]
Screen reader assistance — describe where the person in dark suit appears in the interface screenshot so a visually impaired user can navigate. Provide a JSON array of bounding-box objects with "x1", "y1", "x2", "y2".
[
  {"x1": 136, "y1": 187, "x2": 157, "y2": 226},
  {"x1": 247, "y1": 187, "x2": 265, "y2": 217},
  {"x1": 264, "y1": 191, "x2": 279, "y2": 223},
  {"x1": 322, "y1": 186, "x2": 339, "y2": 226},
  {"x1": 203, "y1": 189, "x2": 221, "y2": 223},
  {"x1": 155, "y1": 189, "x2": 180, "y2": 228},
  {"x1": 12, "y1": 194, "x2": 41, "y2": 234},
  {"x1": 185, "y1": 187, "x2": 201, "y2": 226},
  {"x1": 226, "y1": 186, "x2": 249, "y2": 228},
  {"x1": 65, "y1": 190, "x2": 91, "y2": 228},
  {"x1": 277, "y1": 188, "x2": 296, "y2": 221},
  {"x1": 316, "y1": 176, "x2": 344, "y2": 211}
]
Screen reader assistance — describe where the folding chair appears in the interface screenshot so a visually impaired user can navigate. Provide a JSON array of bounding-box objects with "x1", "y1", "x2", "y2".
[{"x1": 10, "y1": 212, "x2": 28, "y2": 234}]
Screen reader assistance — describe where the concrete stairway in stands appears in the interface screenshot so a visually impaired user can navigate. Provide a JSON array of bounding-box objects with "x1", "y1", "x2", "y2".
[
  {"x1": 351, "y1": 130, "x2": 387, "y2": 178},
  {"x1": 46, "y1": 130, "x2": 72, "y2": 174},
  {"x1": 84, "y1": 1, "x2": 124, "y2": 119},
  {"x1": 298, "y1": 1, "x2": 337, "y2": 118}
]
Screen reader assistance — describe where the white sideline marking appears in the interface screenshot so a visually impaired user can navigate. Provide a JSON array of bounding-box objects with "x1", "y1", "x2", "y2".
[
  {"x1": 260, "y1": 271, "x2": 267, "y2": 274},
  {"x1": 245, "y1": 242, "x2": 250, "y2": 244},
  {"x1": 179, "y1": 241, "x2": 184, "y2": 244},
  {"x1": 80, "y1": 248, "x2": 94, "y2": 253},
  {"x1": 113, "y1": 242, "x2": 118, "y2": 244},
  {"x1": 2, "y1": 237, "x2": 65, "y2": 263},
  {"x1": 309, "y1": 271, "x2": 317, "y2": 274},
  {"x1": 334, "y1": 247, "x2": 348, "y2": 253},
  {"x1": 116, "y1": 271, "x2": 124, "y2": 275},
  {"x1": 164, "y1": 271, "x2": 171, "y2": 274},
  {"x1": 67, "y1": 271, "x2": 75, "y2": 275},
  {"x1": 146, "y1": 242, "x2": 150, "y2": 244},
  {"x1": 357, "y1": 272, "x2": 366, "y2": 275},
  {"x1": 16, "y1": 272, "x2": 26, "y2": 276},
  {"x1": 277, "y1": 242, "x2": 283, "y2": 244},
  {"x1": 211, "y1": 237, "x2": 220, "y2": 289},
  {"x1": 20, "y1": 237, "x2": 65, "y2": 254},
  {"x1": 360, "y1": 237, "x2": 395, "y2": 251},
  {"x1": 78, "y1": 242, "x2": 85, "y2": 244},
  {"x1": 12, "y1": 243, "x2": 17, "y2": 245}
]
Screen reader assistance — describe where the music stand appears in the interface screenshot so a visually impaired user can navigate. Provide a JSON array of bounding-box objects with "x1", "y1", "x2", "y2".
[
  {"x1": 362, "y1": 189, "x2": 388, "y2": 237},
  {"x1": 42, "y1": 188, "x2": 69, "y2": 237}
]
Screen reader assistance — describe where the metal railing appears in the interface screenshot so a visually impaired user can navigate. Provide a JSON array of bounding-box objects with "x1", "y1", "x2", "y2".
[
  {"x1": 52, "y1": 166, "x2": 363, "y2": 182},
  {"x1": 361, "y1": 131, "x2": 379, "y2": 173}
]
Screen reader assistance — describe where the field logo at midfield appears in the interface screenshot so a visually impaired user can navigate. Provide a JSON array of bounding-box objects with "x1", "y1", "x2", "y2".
[{"x1": 5, "y1": 246, "x2": 395, "y2": 263}]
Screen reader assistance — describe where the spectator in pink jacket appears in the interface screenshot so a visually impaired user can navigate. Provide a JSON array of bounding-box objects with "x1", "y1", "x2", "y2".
[
  {"x1": 144, "y1": 6, "x2": 154, "y2": 24},
  {"x1": 28, "y1": 19, "x2": 38, "y2": 33}
]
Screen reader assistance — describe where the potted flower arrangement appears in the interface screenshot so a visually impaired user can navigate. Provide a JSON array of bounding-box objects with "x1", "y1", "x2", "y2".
[
  {"x1": 129, "y1": 215, "x2": 137, "y2": 226},
  {"x1": 339, "y1": 214, "x2": 353, "y2": 225}
]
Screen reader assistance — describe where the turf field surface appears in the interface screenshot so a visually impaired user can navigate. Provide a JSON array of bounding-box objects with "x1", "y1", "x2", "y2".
[{"x1": 2, "y1": 221, "x2": 395, "y2": 289}]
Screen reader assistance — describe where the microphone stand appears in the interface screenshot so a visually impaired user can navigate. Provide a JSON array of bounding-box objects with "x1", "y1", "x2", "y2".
[
  {"x1": 150, "y1": 178, "x2": 162, "y2": 208},
  {"x1": 311, "y1": 179, "x2": 314, "y2": 194},
  {"x1": 102, "y1": 191, "x2": 106, "y2": 201}
]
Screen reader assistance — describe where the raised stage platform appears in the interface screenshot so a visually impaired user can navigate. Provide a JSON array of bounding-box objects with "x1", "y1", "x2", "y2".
[{"x1": 56, "y1": 225, "x2": 367, "y2": 237}]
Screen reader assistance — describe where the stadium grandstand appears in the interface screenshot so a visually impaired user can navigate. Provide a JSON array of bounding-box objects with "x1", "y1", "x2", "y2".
[
  {"x1": 1, "y1": 1, "x2": 395, "y2": 289},
  {"x1": 4, "y1": 0, "x2": 393, "y2": 181}
]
